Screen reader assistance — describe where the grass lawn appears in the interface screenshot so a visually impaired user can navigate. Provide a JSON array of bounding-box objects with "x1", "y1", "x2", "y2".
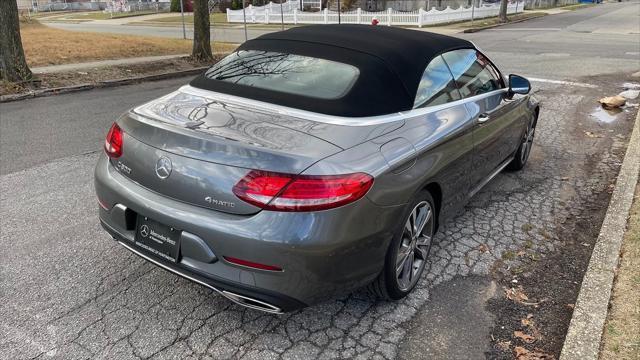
[
  {"x1": 19, "y1": 20, "x2": 237, "y2": 67},
  {"x1": 148, "y1": 12, "x2": 228, "y2": 24},
  {"x1": 600, "y1": 183, "x2": 640, "y2": 359}
]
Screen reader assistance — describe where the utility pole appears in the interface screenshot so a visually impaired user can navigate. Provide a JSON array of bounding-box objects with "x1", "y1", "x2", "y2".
[
  {"x1": 280, "y1": 0, "x2": 284, "y2": 30},
  {"x1": 337, "y1": 0, "x2": 341, "y2": 23},
  {"x1": 242, "y1": 0, "x2": 248, "y2": 41},
  {"x1": 179, "y1": 0, "x2": 186, "y2": 39}
]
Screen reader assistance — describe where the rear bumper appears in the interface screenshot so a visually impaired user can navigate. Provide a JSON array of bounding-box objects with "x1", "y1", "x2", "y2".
[
  {"x1": 101, "y1": 220, "x2": 301, "y2": 313},
  {"x1": 94, "y1": 154, "x2": 404, "y2": 311}
]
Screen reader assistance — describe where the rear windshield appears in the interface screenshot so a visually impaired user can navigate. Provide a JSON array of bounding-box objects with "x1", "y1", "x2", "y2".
[{"x1": 203, "y1": 50, "x2": 360, "y2": 100}]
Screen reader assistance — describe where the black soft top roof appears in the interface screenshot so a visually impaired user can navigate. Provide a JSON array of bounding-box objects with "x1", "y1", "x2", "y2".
[{"x1": 190, "y1": 25, "x2": 474, "y2": 117}]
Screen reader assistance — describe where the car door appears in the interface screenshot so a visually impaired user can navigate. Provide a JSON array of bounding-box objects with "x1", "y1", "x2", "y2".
[
  {"x1": 408, "y1": 55, "x2": 475, "y2": 216},
  {"x1": 441, "y1": 49, "x2": 522, "y2": 193}
]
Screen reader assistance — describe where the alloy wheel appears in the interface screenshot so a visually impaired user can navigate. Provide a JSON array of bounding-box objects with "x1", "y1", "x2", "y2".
[
  {"x1": 520, "y1": 120, "x2": 535, "y2": 164},
  {"x1": 395, "y1": 201, "x2": 434, "y2": 291}
]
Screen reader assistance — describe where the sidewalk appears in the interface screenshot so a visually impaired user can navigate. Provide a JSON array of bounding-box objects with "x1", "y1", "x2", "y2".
[
  {"x1": 31, "y1": 54, "x2": 189, "y2": 74},
  {"x1": 91, "y1": 12, "x2": 184, "y2": 25}
]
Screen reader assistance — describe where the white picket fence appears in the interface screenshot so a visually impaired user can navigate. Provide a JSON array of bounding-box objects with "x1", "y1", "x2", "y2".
[{"x1": 227, "y1": 0, "x2": 524, "y2": 27}]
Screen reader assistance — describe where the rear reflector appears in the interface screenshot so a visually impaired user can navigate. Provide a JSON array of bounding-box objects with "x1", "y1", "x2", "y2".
[
  {"x1": 97, "y1": 197, "x2": 111, "y2": 210},
  {"x1": 224, "y1": 256, "x2": 283, "y2": 271},
  {"x1": 104, "y1": 122, "x2": 123, "y2": 158},
  {"x1": 232, "y1": 170, "x2": 373, "y2": 212}
]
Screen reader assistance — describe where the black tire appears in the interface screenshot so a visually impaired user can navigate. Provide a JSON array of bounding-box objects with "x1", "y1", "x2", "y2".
[
  {"x1": 506, "y1": 114, "x2": 536, "y2": 171},
  {"x1": 369, "y1": 190, "x2": 436, "y2": 300}
]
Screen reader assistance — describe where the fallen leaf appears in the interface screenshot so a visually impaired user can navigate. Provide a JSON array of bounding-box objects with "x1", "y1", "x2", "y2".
[
  {"x1": 496, "y1": 340, "x2": 511, "y2": 351},
  {"x1": 566, "y1": 303, "x2": 575, "y2": 309},
  {"x1": 478, "y1": 243, "x2": 490, "y2": 253},
  {"x1": 514, "y1": 330, "x2": 536, "y2": 343},
  {"x1": 517, "y1": 250, "x2": 526, "y2": 257},
  {"x1": 514, "y1": 346, "x2": 554, "y2": 359},
  {"x1": 514, "y1": 346, "x2": 529, "y2": 358},
  {"x1": 584, "y1": 131, "x2": 603, "y2": 138},
  {"x1": 521, "y1": 317, "x2": 533, "y2": 327},
  {"x1": 505, "y1": 286, "x2": 529, "y2": 303}
]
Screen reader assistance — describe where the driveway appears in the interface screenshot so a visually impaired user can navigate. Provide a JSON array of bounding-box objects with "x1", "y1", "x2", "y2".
[{"x1": 1, "y1": 3, "x2": 639, "y2": 359}]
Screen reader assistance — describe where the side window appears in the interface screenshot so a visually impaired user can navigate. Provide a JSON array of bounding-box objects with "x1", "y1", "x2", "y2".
[
  {"x1": 413, "y1": 55, "x2": 461, "y2": 108},
  {"x1": 442, "y1": 49, "x2": 504, "y2": 98}
]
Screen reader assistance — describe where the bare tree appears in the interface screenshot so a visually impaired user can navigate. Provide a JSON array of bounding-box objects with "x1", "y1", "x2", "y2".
[
  {"x1": 0, "y1": 1, "x2": 32, "y2": 82},
  {"x1": 499, "y1": 0, "x2": 508, "y2": 23},
  {"x1": 192, "y1": 0, "x2": 213, "y2": 62}
]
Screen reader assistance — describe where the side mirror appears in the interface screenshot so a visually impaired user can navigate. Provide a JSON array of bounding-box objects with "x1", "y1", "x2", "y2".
[{"x1": 508, "y1": 74, "x2": 531, "y2": 95}]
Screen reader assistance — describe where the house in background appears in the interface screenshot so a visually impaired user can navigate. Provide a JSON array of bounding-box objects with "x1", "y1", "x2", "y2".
[{"x1": 16, "y1": 0, "x2": 39, "y2": 10}]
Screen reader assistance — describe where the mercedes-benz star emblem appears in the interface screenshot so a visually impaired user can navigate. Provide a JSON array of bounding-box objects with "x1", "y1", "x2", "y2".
[
  {"x1": 155, "y1": 156, "x2": 172, "y2": 179},
  {"x1": 140, "y1": 225, "x2": 150, "y2": 238}
]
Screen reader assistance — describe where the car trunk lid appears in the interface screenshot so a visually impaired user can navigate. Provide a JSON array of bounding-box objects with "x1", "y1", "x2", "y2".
[{"x1": 113, "y1": 93, "x2": 343, "y2": 215}]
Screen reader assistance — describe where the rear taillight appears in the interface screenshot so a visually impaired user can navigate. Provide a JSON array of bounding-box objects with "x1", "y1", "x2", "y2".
[
  {"x1": 104, "y1": 123, "x2": 123, "y2": 158},
  {"x1": 232, "y1": 170, "x2": 373, "y2": 212}
]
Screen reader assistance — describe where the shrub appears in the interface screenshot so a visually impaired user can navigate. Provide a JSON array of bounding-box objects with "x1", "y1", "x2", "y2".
[{"x1": 170, "y1": 0, "x2": 181, "y2": 12}]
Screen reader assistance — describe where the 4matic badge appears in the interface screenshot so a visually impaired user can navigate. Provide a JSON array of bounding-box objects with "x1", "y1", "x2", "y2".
[{"x1": 205, "y1": 196, "x2": 236, "y2": 208}]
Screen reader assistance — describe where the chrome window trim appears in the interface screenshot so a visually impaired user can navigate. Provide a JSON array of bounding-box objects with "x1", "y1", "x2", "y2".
[{"x1": 150, "y1": 85, "x2": 507, "y2": 127}]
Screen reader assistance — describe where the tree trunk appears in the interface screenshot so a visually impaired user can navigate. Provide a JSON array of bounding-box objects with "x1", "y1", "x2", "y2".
[
  {"x1": 192, "y1": 0, "x2": 213, "y2": 62},
  {"x1": 0, "y1": 0, "x2": 32, "y2": 82},
  {"x1": 499, "y1": 0, "x2": 508, "y2": 23}
]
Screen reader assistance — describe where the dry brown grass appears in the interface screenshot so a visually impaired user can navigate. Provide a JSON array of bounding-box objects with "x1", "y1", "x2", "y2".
[
  {"x1": 600, "y1": 183, "x2": 640, "y2": 360},
  {"x1": 19, "y1": 20, "x2": 236, "y2": 67}
]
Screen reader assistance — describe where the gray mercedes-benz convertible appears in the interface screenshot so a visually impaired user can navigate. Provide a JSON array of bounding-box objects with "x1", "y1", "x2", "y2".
[{"x1": 95, "y1": 25, "x2": 539, "y2": 313}]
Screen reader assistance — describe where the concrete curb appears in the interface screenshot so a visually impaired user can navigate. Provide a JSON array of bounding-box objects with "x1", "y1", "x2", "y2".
[
  {"x1": 462, "y1": 13, "x2": 547, "y2": 33},
  {"x1": 31, "y1": 54, "x2": 190, "y2": 74},
  {"x1": 559, "y1": 108, "x2": 640, "y2": 360},
  {"x1": 0, "y1": 67, "x2": 208, "y2": 104}
]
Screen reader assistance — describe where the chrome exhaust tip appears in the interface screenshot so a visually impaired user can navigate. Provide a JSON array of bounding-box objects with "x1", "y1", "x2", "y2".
[{"x1": 222, "y1": 290, "x2": 283, "y2": 314}]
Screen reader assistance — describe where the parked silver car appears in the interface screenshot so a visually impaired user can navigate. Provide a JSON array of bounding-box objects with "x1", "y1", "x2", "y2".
[{"x1": 95, "y1": 25, "x2": 539, "y2": 313}]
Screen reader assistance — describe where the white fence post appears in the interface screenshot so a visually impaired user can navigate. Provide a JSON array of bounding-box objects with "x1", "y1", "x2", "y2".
[
  {"x1": 357, "y1": 7, "x2": 361, "y2": 24},
  {"x1": 293, "y1": 8, "x2": 298, "y2": 24},
  {"x1": 324, "y1": 8, "x2": 328, "y2": 23},
  {"x1": 418, "y1": 7, "x2": 423, "y2": 27},
  {"x1": 265, "y1": 9, "x2": 269, "y2": 24},
  {"x1": 226, "y1": 7, "x2": 230, "y2": 22},
  {"x1": 387, "y1": 8, "x2": 391, "y2": 26}
]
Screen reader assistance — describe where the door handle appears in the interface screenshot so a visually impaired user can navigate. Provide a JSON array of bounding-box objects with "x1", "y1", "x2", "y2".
[{"x1": 478, "y1": 114, "x2": 490, "y2": 123}]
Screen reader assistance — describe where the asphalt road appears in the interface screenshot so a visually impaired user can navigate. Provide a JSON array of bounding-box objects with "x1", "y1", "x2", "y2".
[{"x1": 1, "y1": 3, "x2": 639, "y2": 359}]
